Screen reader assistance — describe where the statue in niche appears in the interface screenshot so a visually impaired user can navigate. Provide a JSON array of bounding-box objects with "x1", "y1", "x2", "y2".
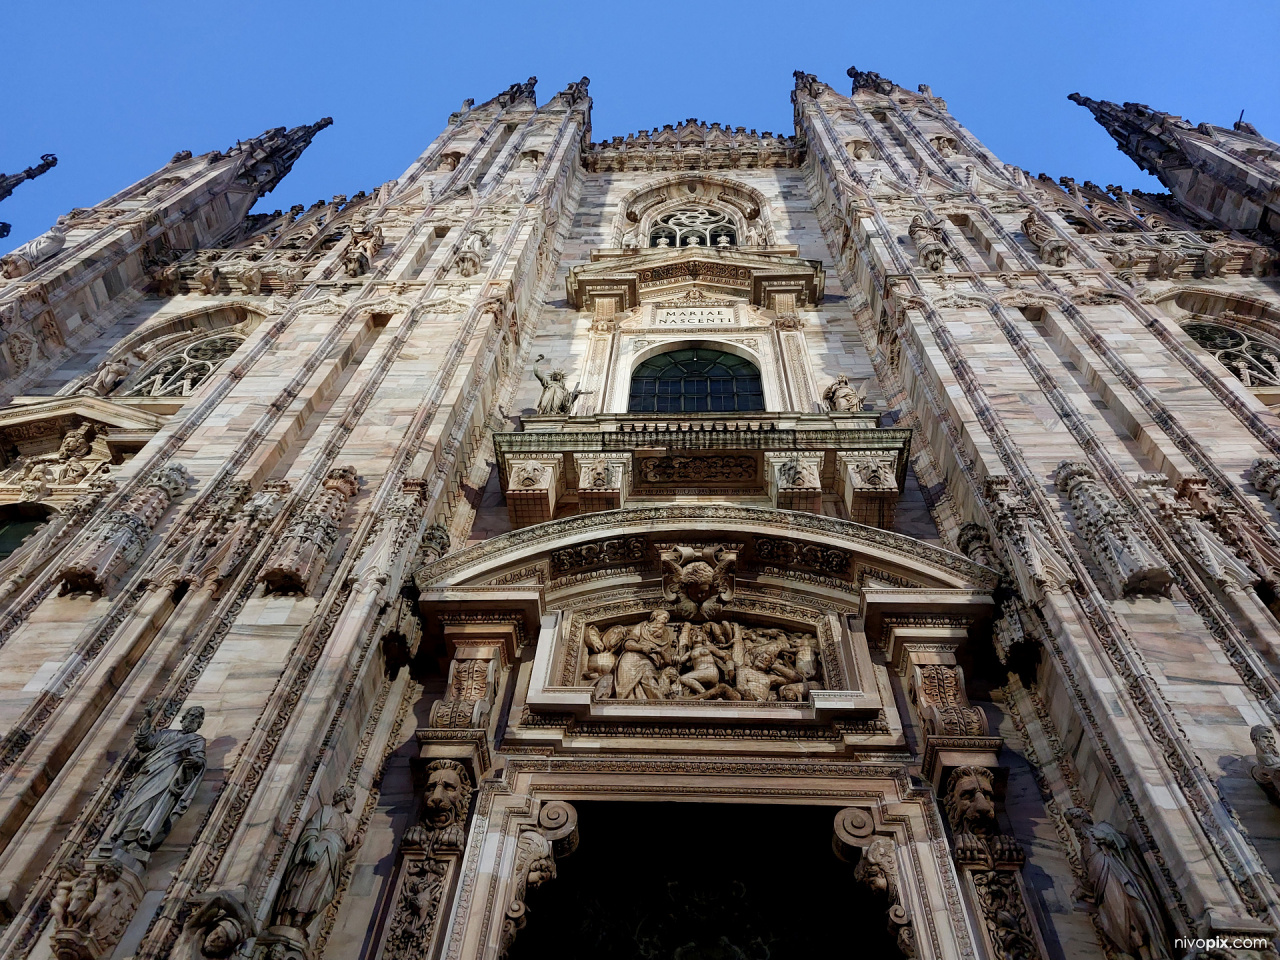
[
  {"x1": 823, "y1": 373, "x2": 868, "y2": 412},
  {"x1": 584, "y1": 611, "x2": 823, "y2": 702},
  {"x1": 1066, "y1": 808, "x2": 1170, "y2": 960},
  {"x1": 272, "y1": 785, "x2": 356, "y2": 931},
  {"x1": 104, "y1": 702, "x2": 206, "y2": 854},
  {"x1": 1251, "y1": 724, "x2": 1280, "y2": 805},
  {"x1": 533, "y1": 362, "x2": 589, "y2": 415}
]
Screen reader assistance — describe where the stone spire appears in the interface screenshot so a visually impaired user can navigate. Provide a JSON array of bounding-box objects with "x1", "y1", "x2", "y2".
[
  {"x1": 224, "y1": 117, "x2": 333, "y2": 198},
  {"x1": 1070, "y1": 92, "x2": 1280, "y2": 235},
  {"x1": 0, "y1": 153, "x2": 57, "y2": 239}
]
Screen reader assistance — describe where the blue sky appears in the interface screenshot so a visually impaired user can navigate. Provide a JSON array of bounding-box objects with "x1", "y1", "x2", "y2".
[{"x1": 3, "y1": 0, "x2": 1277, "y2": 250}]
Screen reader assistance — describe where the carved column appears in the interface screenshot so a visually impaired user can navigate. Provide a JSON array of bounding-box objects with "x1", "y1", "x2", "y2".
[
  {"x1": 56, "y1": 462, "x2": 191, "y2": 593},
  {"x1": 259, "y1": 466, "x2": 360, "y2": 594},
  {"x1": 941, "y1": 765, "x2": 1047, "y2": 960},
  {"x1": 427, "y1": 616, "x2": 521, "y2": 730},
  {"x1": 884, "y1": 616, "x2": 1001, "y2": 787},
  {"x1": 503, "y1": 457, "x2": 562, "y2": 528},
  {"x1": 836, "y1": 450, "x2": 898, "y2": 527},
  {"x1": 1053, "y1": 460, "x2": 1173, "y2": 597},
  {"x1": 378, "y1": 760, "x2": 474, "y2": 960},
  {"x1": 572, "y1": 452, "x2": 630, "y2": 513}
]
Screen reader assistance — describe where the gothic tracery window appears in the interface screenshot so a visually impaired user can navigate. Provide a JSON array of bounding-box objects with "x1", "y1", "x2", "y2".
[
  {"x1": 1183, "y1": 320, "x2": 1280, "y2": 387},
  {"x1": 649, "y1": 208, "x2": 737, "y2": 248},
  {"x1": 628, "y1": 348, "x2": 764, "y2": 413},
  {"x1": 122, "y1": 332, "x2": 246, "y2": 398}
]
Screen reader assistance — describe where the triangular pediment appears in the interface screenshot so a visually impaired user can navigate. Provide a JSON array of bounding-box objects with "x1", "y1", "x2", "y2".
[
  {"x1": 567, "y1": 246, "x2": 824, "y2": 311},
  {"x1": 0, "y1": 395, "x2": 167, "y2": 461}
]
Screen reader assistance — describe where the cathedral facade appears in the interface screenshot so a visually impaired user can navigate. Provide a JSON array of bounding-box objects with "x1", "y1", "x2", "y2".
[{"x1": 0, "y1": 66, "x2": 1278, "y2": 960}]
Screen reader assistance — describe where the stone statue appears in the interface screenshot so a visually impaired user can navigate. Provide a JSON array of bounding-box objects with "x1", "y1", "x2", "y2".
[
  {"x1": 823, "y1": 374, "x2": 868, "y2": 412},
  {"x1": 533, "y1": 364, "x2": 588, "y2": 415},
  {"x1": 1250, "y1": 724, "x2": 1280, "y2": 805},
  {"x1": 1067, "y1": 808, "x2": 1170, "y2": 960},
  {"x1": 78, "y1": 357, "x2": 131, "y2": 396},
  {"x1": 184, "y1": 889, "x2": 257, "y2": 959},
  {"x1": 105, "y1": 703, "x2": 206, "y2": 853},
  {"x1": 0, "y1": 222, "x2": 67, "y2": 278},
  {"x1": 272, "y1": 784, "x2": 355, "y2": 930},
  {"x1": 908, "y1": 216, "x2": 946, "y2": 272}
]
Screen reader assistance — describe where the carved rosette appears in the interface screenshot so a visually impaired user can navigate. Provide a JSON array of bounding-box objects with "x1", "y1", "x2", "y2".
[
  {"x1": 1053, "y1": 460, "x2": 1173, "y2": 597},
  {"x1": 57, "y1": 462, "x2": 192, "y2": 593},
  {"x1": 259, "y1": 466, "x2": 359, "y2": 594}
]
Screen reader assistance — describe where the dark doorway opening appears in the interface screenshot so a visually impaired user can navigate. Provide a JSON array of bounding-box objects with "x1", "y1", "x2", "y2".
[{"x1": 507, "y1": 800, "x2": 898, "y2": 960}]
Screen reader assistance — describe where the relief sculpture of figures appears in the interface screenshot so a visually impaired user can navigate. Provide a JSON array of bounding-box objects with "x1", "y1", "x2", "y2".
[{"x1": 584, "y1": 610, "x2": 823, "y2": 703}]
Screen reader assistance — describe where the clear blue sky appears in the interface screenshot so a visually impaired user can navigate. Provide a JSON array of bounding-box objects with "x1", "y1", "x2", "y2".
[{"x1": 3, "y1": 0, "x2": 1277, "y2": 251}]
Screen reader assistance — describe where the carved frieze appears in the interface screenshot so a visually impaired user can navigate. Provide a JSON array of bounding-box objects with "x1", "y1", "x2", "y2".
[{"x1": 582, "y1": 610, "x2": 824, "y2": 703}]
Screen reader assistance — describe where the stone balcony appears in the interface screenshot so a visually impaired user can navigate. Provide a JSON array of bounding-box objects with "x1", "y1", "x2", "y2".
[{"x1": 494, "y1": 412, "x2": 911, "y2": 529}]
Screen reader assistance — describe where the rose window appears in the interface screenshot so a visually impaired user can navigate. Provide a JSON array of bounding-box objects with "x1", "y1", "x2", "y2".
[
  {"x1": 1183, "y1": 320, "x2": 1280, "y2": 387},
  {"x1": 123, "y1": 333, "x2": 246, "y2": 398}
]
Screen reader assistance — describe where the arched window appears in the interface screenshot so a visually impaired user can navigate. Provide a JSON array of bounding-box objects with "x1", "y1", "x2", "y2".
[
  {"x1": 649, "y1": 208, "x2": 737, "y2": 248},
  {"x1": 628, "y1": 348, "x2": 764, "y2": 413},
  {"x1": 1184, "y1": 320, "x2": 1280, "y2": 387},
  {"x1": 122, "y1": 332, "x2": 246, "y2": 398}
]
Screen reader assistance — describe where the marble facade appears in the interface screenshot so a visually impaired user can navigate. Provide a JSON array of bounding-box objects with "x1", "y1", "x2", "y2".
[{"x1": 0, "y1": 68, "x2": 1276, "y2": 959}]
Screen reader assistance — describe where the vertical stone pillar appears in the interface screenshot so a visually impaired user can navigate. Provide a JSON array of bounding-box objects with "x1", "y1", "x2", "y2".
[
  {"x1": 56, "y1": 462, "x2": 192, "y2": 593},
  {"x1": 941, "y1": 765, "x2": 1047, "y2": 960},
  {"x1": 1052, "y1": 460, "x2": 1172, "y2": 597},
  {"x1": 259, "y1": 466, "x2": 361, "y2": 594}
]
